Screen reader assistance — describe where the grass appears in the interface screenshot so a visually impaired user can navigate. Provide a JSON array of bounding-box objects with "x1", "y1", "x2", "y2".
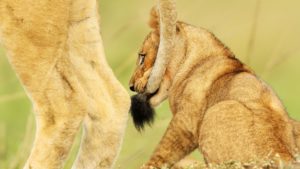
[{"x1": 1, "y1": 0, "x2": 300, "y2": 168}]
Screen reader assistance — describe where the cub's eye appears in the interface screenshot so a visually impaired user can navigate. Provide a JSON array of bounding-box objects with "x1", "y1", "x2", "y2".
[{"x1": 138, "y1": 53, "x2": 146, "y2": 65}]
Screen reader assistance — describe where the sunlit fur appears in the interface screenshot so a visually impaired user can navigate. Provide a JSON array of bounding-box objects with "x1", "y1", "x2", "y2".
[
  {"x1": 0, "y1": 0, "x2": 130, "y2": 169},
  {"x1": 145, "y1": 0, "x2": 177, "y2": 94},
  {"x1": 129, "y1": 8, "x2": 300, "y2": 169}
]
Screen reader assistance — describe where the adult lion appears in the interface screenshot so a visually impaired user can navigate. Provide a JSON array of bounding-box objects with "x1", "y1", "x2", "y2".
[{"x1": 0, "y1": 0, "x2": 130, "y2": 169}]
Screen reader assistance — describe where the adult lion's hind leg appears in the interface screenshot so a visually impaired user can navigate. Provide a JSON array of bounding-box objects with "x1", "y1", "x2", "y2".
[
  {"x1": 0, "y1": 0, "x2": 130, "y2": 168},
  {"x1": 0, "y1": 0, "x2": 87, "y2": 169},
  {"x1": 73, "y1": 97, "x2": 129, "y2": 169},
  {"x1": 68, "y1": 0, "x2": 130, "y2": 168},
  {"x1": 23, "y1": 60, "x2": 88, "y2": 169}
]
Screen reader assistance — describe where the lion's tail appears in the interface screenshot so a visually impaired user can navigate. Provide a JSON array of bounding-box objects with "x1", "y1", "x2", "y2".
[
  {"x1": 146, "y1": 0, "x2": 177, "y2": 93},
  {"x1": 130, "y1": 94, "x2": 155, "y2": 132}
]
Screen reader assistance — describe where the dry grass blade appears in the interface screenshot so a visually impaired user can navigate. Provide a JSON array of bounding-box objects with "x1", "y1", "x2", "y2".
[
  {"x1": 245, "y1": 0, "x2": 261, "y2": 65},
  {"x1": 0, "y1": 92, "x2": 26, "y2": 103},
  {"x1": 115, "y1": 51, "x2": 137, "y2": 76},
  {"x1": 0, "y1": 123, "x2": 6, "y2": 169},
  {"x1": 8, "y1": 114, "x2": 35, "y2": 169},
  {"x1": 262, "y1": 49, "x2": 299, "y2": 77},
  {"x1": 110, "y1": 19, "x2": 136, "y2": 39}
]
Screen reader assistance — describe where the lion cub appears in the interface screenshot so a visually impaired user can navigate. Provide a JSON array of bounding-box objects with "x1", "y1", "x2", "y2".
[{"x1": 129, "y1": 8, "x2": 300, "y2": 169}]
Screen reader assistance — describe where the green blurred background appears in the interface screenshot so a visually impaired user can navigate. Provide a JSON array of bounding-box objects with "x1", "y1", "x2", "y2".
[{"x1": 0, "y1": 0, "x2": 300, "y2": 168}]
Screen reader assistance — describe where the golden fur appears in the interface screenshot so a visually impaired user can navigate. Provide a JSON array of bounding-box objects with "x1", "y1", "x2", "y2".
[
  {"x1": 0, "y1": 0, "x2": 130, "y2": 168},
  {"x1": 145, "y1": 0, "x2": 177, "y2": 94},
  {"x1": 129, "y1": 8, "x2": 300, "y2": 169}
]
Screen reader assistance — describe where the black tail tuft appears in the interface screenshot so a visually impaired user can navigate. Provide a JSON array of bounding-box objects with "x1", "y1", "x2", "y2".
[{"x1": 130, "y1": 94, "x2": 155, "y2": 132}]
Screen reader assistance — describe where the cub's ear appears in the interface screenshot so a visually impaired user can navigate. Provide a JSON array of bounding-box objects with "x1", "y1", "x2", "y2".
[{"x1": 149, "y1": 6, "x2": 160, "y2": 33}]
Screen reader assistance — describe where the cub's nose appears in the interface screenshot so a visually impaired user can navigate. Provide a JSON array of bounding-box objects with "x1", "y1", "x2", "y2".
[{"x1": 129, "y1": 85, "x2": 135, "y2": 92}]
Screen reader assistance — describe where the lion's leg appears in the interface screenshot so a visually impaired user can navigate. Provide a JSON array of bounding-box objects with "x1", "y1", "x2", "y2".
[
  {"x1": 141, "y1": 112, "x2": 198, "y2": 169},
  {"x1": 73, "y1": 99, "x2": 128, "y2": 169},
  {"x1": 68, "y1": 0, "x2": 130, "y2": 168},
  {"x1": 0, "y1": 0, "x2": 89, "y2": 168},
  {"x1": 172, "y1": 156, "x2": 202, "y2": 169},
  {"x1": 22, "y1": 56, "x2": 89, "y2": 169},
  {"x1": 68, "y1": 50, "x2": 129, "y2": 169},
  {"x1": 199, "y1": 100, "x2": 294, "y2": 164},
  {"x1": 290, "y1": 119, "x2": 300, "y2": 151},
  {"x1": 0, "y1": 0, "x2": 130, "y2": 168}
]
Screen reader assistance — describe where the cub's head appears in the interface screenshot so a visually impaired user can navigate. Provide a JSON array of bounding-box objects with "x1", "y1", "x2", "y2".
[
  {"x1": 129, "y1": 8, "x2": 161, "y2": 131},
  {"x1": 129, "y1": 8, "x2": 160, "y2": 93},
  {"x1": 129, "y1": 31, "x2": 159, "y2": 93}
]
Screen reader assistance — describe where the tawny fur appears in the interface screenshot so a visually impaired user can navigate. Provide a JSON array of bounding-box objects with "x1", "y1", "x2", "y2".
[
  {"x1": 146, "y1": 0, "x2": 177, "y2": 94},
  {"x1": 0, "y1": 0, "x2": 130, "y2": 169},
  {"x1": 129, "y1": 8, "x2": 300, "y2": 169}
]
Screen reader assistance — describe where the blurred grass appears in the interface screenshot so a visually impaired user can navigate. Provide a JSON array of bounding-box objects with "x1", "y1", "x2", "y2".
[{"x1": 0, "y1": 0, "x2": 300, "y2": 168}]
